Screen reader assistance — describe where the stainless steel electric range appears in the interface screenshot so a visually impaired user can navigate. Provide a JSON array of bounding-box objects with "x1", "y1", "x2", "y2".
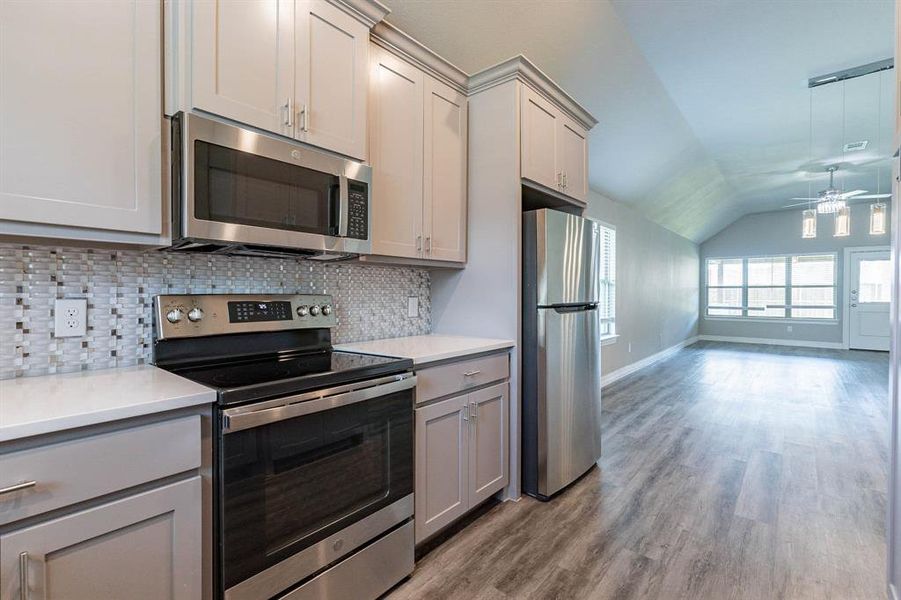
[{"x1": 152, "y1": 293, "x2": 415, "y2": 600}]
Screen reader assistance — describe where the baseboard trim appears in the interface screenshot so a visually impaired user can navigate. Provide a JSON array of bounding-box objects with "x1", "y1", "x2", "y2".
[
  {"x1": 697, "y1": 334, "x2": 845, "y2": 350},
  {"x1": 601, "y1": 336, "x2": 699, "y2": 388}
]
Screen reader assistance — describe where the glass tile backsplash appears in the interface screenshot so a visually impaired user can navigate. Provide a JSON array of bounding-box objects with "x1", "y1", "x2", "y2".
[{"x1": 0, "y1": 244, "x2": 430, "y2": 379}]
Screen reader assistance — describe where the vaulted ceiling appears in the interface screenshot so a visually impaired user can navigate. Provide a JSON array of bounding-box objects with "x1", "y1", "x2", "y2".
[{"x1": 382, "y1": 0, "x2": 895, "y2": 243}]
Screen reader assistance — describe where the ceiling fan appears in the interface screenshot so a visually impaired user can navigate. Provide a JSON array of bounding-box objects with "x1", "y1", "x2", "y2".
[{"x1": 782, "y1": 166, "x2": 891, "y2": 214}]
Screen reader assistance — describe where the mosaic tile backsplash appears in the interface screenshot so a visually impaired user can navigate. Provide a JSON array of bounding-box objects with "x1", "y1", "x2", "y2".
[{"x1": 0, "y1": 244, "x2": 431, "y2": 379}]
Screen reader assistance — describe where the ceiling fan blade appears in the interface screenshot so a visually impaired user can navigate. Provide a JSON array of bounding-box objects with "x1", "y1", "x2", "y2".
[
  {"x1": 838, "y1": 190, "x2": 867, "y2": 199},
  {"x1": 789, "y1": 197, "x2": 820, "y2": 201},
  {"x1": 783, "y1": 201, "x2": 818, "y2": 208},
  {"x1": 847, "y1": 194, "x2": 892, "y2": 200}
]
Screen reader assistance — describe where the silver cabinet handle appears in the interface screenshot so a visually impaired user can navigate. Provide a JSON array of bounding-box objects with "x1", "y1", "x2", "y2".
[
  {"x1": 462, "y1": 370, "x2": 481, "y2": 377},
  {"x1": 284, "y1": 98, "x2": 294, "y2": 127},
  {"x1": 416, "y1": 235, "x2": 422, "y2": 252},
  {"x1": 19, "y1": 552, "x2": 28, "y2": 600},
  {"x1": 470, "y1": 401, "x2": 477, "y2": 421},
  {"x1": 0, "y1": 480, "x2": 36, "y2": 496},
  {"x1": 425, "y1": 237, "x2": 431, "y2": 253},
  {"x1": 556, "y1": 172, "x2": 562, "y2": 189},
  {"x1": 299, "y1": 104, "x2": 309, "y2": 132},
  {"x1": 462, "y1": 403, "x2": 469, "y2": 421},
  {"x1": 562, "y1": 172, "x2": 567, "y2": 189}
]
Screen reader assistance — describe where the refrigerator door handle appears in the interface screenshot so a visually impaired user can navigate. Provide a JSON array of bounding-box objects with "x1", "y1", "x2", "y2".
[{"x1": 540, "y1": 303, "x2": 599, "y2": 314}]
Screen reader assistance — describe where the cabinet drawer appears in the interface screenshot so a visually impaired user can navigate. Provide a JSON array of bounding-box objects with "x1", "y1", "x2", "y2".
[
  {"x1": 416, "y1": 353, "x2": 509, "y2": 405},
  {"x1": 0, "y1": 416, "x2": 201, "y2": 526}
]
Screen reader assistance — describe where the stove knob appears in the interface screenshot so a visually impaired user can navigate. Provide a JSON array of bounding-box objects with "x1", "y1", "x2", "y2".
[
  {"x1": 309, "y1": 305, "x2": 321, "y2": 316},
  {"x1": 187, "y1": 307, "x2": 204, "y2": 322},
  {"x1": 321, "y1": 304, "x2": 332, "y2": 316},
  {"x1": 296, "y1": 305, "x2": 309, "y2": 317},
  {"x1": 166, "y1": 309, "x2": 184, "y2": 324}
]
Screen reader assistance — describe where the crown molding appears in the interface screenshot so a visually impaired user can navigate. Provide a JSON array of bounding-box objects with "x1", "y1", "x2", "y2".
[
  {"x1": 329, "y1": 0, "x2": 390, "y2": 28},
  {"x1": 371, "y1": 21, "x2": 469, "y2": 93},
  {"x1": 469, "y1": 55, "x2": 598, "y2": 130}
]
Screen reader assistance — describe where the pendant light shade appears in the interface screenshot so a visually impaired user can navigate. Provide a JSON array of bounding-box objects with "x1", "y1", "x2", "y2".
[
  {"x1": 870, "y1": 202, "x2": 887, "y2": 235},
  {"x1": 834, "y1": 205, "x2": 851, "y2": 237},
  {"x1": 802, "y1": 209, "x2": 817, "y2": 238}
]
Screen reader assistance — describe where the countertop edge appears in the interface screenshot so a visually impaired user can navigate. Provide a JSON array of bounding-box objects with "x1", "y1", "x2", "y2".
[
  {"x1": 334, "y1": 337, "x2": 515, "y2": 366},
  {"x1": 0, "y1": 389, "x2": 217, "y2": 444}
]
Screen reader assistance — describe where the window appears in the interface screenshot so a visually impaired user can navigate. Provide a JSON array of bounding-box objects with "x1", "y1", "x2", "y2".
[
  {"x1": 705, "y1": 254, "x2": 836, "y2": 320},
  {"x1": 598, "y1": 224, "x2": 616, "y2": 338}
]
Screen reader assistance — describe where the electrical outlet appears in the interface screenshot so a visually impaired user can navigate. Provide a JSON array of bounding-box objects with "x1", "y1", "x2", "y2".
[
  {"x1": 787, "y1": 325, "x2": 793, "y2": 333},
  {"x1": 407, "y1": 297, "x2": 419, "y2": 318},
  {"x1": 54, "y1": 299, "x2": 87, "y2": 338},
  {"x1": 628, "y1": 342, "x2": 632, "y2": 353}
]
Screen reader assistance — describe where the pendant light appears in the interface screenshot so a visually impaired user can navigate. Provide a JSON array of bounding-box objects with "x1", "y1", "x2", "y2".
[
  {"x1": 802, "y1": 208, "x2": 817, "y2": 238},
  {"x1": 834, "y1": 204, "x2": 850, "y2": 237},
  {"x1": 870, "y1": 202, "x2": 887, "y2": 235}
]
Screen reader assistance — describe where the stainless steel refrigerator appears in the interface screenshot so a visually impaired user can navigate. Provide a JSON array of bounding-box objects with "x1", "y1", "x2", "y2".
[{"x1": 522, "y1": 209, "x2": 603, "y2": 500}]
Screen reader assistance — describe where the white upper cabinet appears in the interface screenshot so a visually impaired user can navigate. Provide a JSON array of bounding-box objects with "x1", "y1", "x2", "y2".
[
  {"x1": 295, "y1": 0, "x2": 369, "y2": 159},
  {"x1": 423, "y1": 76, "x2": 468, "y2": 263},
  {"x1": 0, "y1": 0, "x2": 162, "y2": 238},
  {"x1": 559, "y1": 115, "x2": 589, "y2": 203},
  {"x1": 369, "y1": 46, "x2": 424, "y2": 259},
  {"x1": 190, "y1": 0, "x2": 374, "y2": 159},
  {"x1": 520, "y1": 86, "x2": 560, "y2": 191},
  {"x1": 368, "y1": 43, "x2": 468, "y2": 264},
  {"x1": 191, "y1": 0, "x2": 295, "y2": 137},
  {"x1": 520, "y1": 84, "x2": 590, "y2": 204}
]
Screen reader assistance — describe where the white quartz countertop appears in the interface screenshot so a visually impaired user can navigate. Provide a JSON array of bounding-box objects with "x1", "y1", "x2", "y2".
[
  {"x1": 334, "y1": 334, "x2": 514, "y2": 366},
  {"x1": 0, "y1": 366, "x2": 216, "y2": 443}
]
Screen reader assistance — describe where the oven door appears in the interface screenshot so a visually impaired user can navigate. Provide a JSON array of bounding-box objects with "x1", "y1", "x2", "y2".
[
  {"x1": 174, "y1": 112, "x2": 371, "y2": 255},
  {"x1": 218, "y1": 374, "x2": 414, "y2": 599}
]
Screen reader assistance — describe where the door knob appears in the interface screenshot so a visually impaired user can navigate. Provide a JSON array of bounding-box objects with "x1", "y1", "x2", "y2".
[{"x1": 851, "y1": 303, "x2": 858, "y2": 308}]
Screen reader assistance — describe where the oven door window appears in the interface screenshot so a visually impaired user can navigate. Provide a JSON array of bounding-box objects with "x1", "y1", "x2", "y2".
[
  {"x1": 220, "y1": 389, "x2": 413, "y2": 590},
  {"x1": 194, "y1": 140, "x2": 339, "y2": 236}
]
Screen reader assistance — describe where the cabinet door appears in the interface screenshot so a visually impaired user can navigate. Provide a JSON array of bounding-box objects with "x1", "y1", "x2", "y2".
[
  {"x1": 0, "y1": 0, "x2": 162, "y2": 235},
  {"x1": 415, "y1": 395, "x2": 469, "y2": 544},
  {"x1": 0, "y1": 477, "x2": 201, "y2": 600},
  {"x1": 369, "y1": 46, "x2": 424, "y2": 259},
  {"x1": 559, "y1": 116, "x2": 589, "y2": 203},
  {"x1": 295, "y1": 0, "x2": 369, "y2": 159},
  {"x1": 423, "y1": 76, "x2": 468, "y2": 263},
  {"x1": 468, "y1": 383, "x2": 509, "y2": 506},
  {"x1": 520, "y1": 85, "x2": 560, "y2": 192},
  {"x1": 192, "y1": 0, "x2": 294, "y2": 136}
]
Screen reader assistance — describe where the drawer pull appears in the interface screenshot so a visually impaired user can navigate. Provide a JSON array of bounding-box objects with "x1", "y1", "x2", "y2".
[
  {"x1": 463, "y1": 370, "x2": 481, "y2": 377},
  {"x1": 0, "y1": 481, "x2": 36, "y2": 496}
]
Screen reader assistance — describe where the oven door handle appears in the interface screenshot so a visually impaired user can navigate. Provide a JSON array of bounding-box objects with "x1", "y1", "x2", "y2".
[{"x1": 222, "y1": 374, "x2": 416, "y2": 433}]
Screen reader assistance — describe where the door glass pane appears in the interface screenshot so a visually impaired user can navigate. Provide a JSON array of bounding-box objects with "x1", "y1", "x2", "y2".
[
  {"x1": 748, "y1": 287, "x2": 785, "y2": 317},
  {"x1": 707, "y1": 259, "x2": 743, "y2": 286},
  {"x1": 859, "y1": 259, "x2": 891, "y2": 303},
  {"x1": 791, "y1": 255, "x2": 835, "y2": 285},
  {"x1": 194, "y1": 141, "x2": 339, "y2": 235},
  {"x1": 748, "y1": 257, "x2": 786, "y2": 286}
]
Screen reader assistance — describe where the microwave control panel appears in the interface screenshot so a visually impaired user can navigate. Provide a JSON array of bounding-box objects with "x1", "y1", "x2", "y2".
[{"x1": 347, "y1": 182, "x2": 368, "y2": 240}]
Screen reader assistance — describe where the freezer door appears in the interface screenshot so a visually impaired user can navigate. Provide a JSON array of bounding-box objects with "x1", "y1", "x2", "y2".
[
  {"x1": 537, "y1": 304, "x2": 603, "y2": 497},
  {"x1": 532, "y1": 209, "x2": 601, "y2": 306}
]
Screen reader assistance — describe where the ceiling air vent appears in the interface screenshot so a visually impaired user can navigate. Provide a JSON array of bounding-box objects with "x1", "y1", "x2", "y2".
[{"x1": 843, "y1": 140, "x2": 868, "y2": 152}]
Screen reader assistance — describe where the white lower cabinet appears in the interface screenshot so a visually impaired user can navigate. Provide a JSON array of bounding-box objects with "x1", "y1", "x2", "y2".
[
  {"x1": 415, "y1": 381, "x2": 509, "y2": 543},
  {"x1": 0, "y1": 477, "x2": 201, "y2": 600}
]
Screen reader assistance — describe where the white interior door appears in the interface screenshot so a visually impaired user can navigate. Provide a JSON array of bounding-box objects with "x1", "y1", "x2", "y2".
[{"x1": 849, "y1": 249, "x2": 891, "y2": 351}]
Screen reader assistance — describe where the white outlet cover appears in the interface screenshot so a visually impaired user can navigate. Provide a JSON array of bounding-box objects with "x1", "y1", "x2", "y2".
[
  {"x1": 407, "y1": 297, "x2": 419, "y2": 318},
  {"x1": 54, "y1": 298, "x2": 87, "y2": 337}
]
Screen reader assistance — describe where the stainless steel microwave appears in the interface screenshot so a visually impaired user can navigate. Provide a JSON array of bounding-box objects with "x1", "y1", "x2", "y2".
[{"x1": 168, "y1": 112, "x2": 371, "y2": 260}]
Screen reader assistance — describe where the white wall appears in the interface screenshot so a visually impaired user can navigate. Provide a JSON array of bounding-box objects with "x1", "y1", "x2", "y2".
[
  {"x1": 699, "y1": 202, "x2": 891, "y2": 345},
  {"x1": 583, "y1": 191, "x2": 700, "y2": 375}
]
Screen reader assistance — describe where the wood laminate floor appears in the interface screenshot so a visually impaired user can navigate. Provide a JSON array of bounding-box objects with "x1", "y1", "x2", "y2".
[{"x1": 387, "y1": 341, "x2": 890, "y2": 600}]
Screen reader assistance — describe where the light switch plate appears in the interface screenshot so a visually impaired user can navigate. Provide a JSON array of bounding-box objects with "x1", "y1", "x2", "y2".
[
  {"x1": 54, "y1": 299, "x2": 87, "y2": 337},
  {"x1": 407, "y1": 297, "x2": 419, "y2": 318}
]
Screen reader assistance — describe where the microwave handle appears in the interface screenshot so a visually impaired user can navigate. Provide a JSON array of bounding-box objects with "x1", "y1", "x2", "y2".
[{"x1": 337, "y1": 174, "x2": 349, "y2": 237}]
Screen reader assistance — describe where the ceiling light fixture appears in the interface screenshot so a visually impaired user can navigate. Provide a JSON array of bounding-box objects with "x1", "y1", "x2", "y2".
[
  {"x1": 802, "y1": 208, "x2": 817, "y2": 238},
  {"x1": 870, "y1": 202, "x2": 887, "y2": 235},
  {"x1": 834, "y1": 205, "x2": 851, "y2": 237}
]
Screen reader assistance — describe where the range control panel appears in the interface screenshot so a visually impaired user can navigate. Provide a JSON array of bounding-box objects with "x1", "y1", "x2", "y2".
[{"x1": 154, "y1": 294, "x2": 336, "y2": 340}]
